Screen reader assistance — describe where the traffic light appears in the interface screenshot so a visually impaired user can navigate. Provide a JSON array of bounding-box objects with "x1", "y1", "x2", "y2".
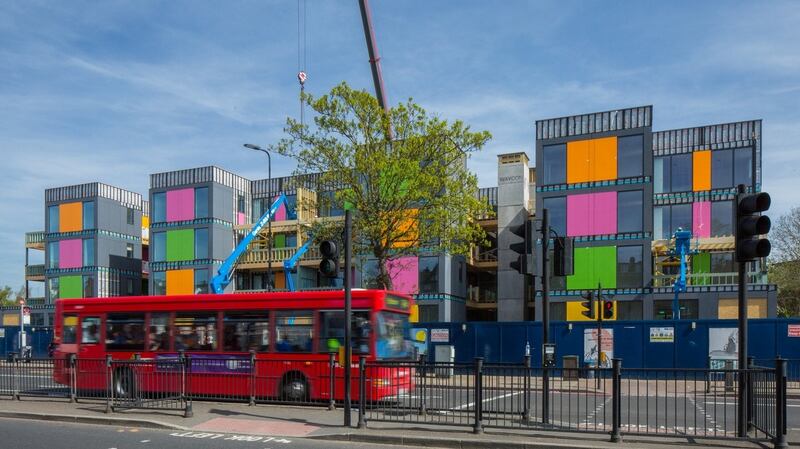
[
  {"x1": 580, "y1": 291, "x2": 595, "y2": 320},
  {"x1": 736, "y1": 190, "x2": 771, "y2": 263},
  {"x1": 602, "y1": 299, "x2": 615, "y2": 320},
  {"x1": 509, "y1": 219, "x2": 531, "y2": 275},
  {"x1": 319, "y1": 240, "x2": 339, "y2": 278},
  {"x1": 554, "y1": 237, "x2": 574, "y2": 277}
]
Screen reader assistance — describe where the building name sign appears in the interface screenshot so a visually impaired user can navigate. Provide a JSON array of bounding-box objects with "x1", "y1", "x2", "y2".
[{"x1": 499, "y1": 175, "x2": 523, "y2": 185}]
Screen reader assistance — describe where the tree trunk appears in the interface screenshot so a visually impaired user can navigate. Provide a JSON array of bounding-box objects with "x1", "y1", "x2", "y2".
[{"x1": 374, "y1": 247, "x2": 394, "y2": 291}]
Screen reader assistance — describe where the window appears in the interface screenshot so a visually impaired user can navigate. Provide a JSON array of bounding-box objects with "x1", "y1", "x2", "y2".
[
  {"x1": 318, "y1": 191, "x2": 342, "y2": 217},
  {"x1": 654, "y1": 299, "x2": 698, "y2": 320},
  {"x1": 286, "y1": 233, "x2": 298, "y2": 248},
  {"x1": 81, "y1": 317, "x2": 100, "y2": 344},
  {"x1": 82, "y1": 238, "x2": 94, "y2": 266},
  {"x1": 194, "y1": 268, "x2": 209, "y2": 294},
  {"x1": 152, "y1": 232, "x2": 166, "y2": 262},
  {"x1": 712, "y1": 149, "x2": 733, "y2": 189},
  {"x1": 175, "y1": 313, "x2": 217, "y2": 351},
  {"x1": 126, "y1": 278, "x2": 134, "y2": 295},
  {"x1": 82, "y1": 275, "x2": 95, "y2": 298},
  {"x1": 320, "y1": 311, "x2": 370, "y2": 354},
  {"x1": 126, "y1": 243, "x2": 134, "y2": 259},
  {"x1": 711, "y1": 252, "x2": 734, "y2": 273},
  {"x1": 275, "y1": 311, "x2": 313, "y2": 352},
  {"x1": 418, "y1": 256, "x2": 439, "y2": 294},
  {"x1": 148, "y1": 313, "x2": 170, "y2": 351},
  {"x1": 361, "y1": 259, "x2": 380, "y2": 289},
  {"x1": 47, "y1": 241, "x2": 59, "y2": 268},
  {"x1": 126, "y1": 207, "x2": 135, "y2": 225},
  {"x1": 195, "y1": 187, "x2": 209, "y2": 218},
  {"x1": 48, "y1": 205, "x2": 59, "y2": 233},
  {"x1": 237, "y1": 194, "x2": 245, "y2": 214},
  {"x1": 194, "y1": 228, "x2": 209, "y2": 260},
  {"x1": 83, "y1": 201, "x2": 95, "y2": 229},
  {"x1": 105, "y1": 313, "x2": 145, "y2": 351},
  {"x1": 376, "y1": 312, "x2": 409, "y2": 359},
  {"x1": 617, "y1": 190, "x2": 643, "y2": 233},
  {"x1": 654, "y1": 157, "x2": 667, "y2": 194},
  {"x1": 541, "y1": 144, "x2": 566, "y2": 185},
  {"x1": 152, "y1": 192, "x2": 166, "y2": 223},
  {"x1": 542, "y1": 196, "x2": 567, "y2": 236},
  {"x1": 152, "y1": 271, "x2": 166, "y2": 295},
  {"x1": 616, "y1": 301, "x2": 643, "y2": 320},
  {"x1": 617, "y1": 135, "x2": 643, "y2": 178},
  {"x1": 659, "y1": 203, "x2": 692, "y2": 239},
  {"x1": 616, "y1": 245, "x2": 643, "y2": 289},
  {"x1": 62, "y1": 315, "x2": 77, "y2": 344},
  {"x1": 734, "y1": 148, "x2": 753, "y2": 188},
  {"x1": 48, "y1": 277, "x2": 59, "y2": 300},
  {"x1": 711, "y1": 201, "x2": 733, "y2": 236},
  {"x1": 223, "y1": 312, "x2": 270, "y2": 352},
  {"x1": 670, "y1": 154, "x2": 692, "y2": 192}
]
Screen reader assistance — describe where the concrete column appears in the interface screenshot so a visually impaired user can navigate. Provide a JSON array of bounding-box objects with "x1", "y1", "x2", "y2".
[{"x1": 497, "y1": 153, "x2": 530, "y2": 322}]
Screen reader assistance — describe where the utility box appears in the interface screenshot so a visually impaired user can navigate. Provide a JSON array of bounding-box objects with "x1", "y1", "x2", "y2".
[
  {"x1": 434, "y1": 345, "x2": 455, "y2": 378},
  {"x1": 563, "y1": 355, "x2": 579, "y2": 380}
]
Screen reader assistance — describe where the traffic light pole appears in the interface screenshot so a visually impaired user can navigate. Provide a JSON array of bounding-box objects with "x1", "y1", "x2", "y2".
[
  {"x1": 541, "y1": 208, "x2": 550, "y2": 424},
  {"x1": 736, "y1": 184, "x2": 748, "y2": 438},
  {"x1": 344, "y1": 210, "x2": 353, "y2": 427}
]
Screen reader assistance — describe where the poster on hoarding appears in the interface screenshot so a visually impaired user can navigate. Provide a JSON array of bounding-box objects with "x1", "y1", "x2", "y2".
[
  {"x1": 708, "y1": 328, "x2": 738, "y2": 369},
  {"x1": 430, "y1": 328, "x2": 449, "y2": 343},
  {"x1": 583, "y1": 328, "x2": 614, "y2": 368},
  {"x1": 411, "y1": 328, "x2": 428, "y2": 355},
  {"x1": 788, "y1": 324, "x2": 800, "y2": 337},
  {"x1": 649, "y1": 326, "x2": 675, "y2": 343}
]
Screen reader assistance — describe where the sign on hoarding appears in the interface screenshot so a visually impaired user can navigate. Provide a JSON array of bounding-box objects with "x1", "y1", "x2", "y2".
[
  {"x1": 708, "y1": 327, "x2": 738, "y2": 369},
  {"x1": 583, "y1": 328, "x2": 613, "y2": 368},
  {"x1": 649, "y1": 327, "x2": 674, "y2": 343},
  {"x1": 430, "y1": 328, "x2": 449, "y2": 343},
  {"x1": 788, "y1": 324, "x2": 800, "y2": 337}
]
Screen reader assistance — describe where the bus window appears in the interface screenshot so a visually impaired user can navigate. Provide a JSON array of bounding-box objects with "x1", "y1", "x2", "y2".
[
  {"x1": 81, "y1": 317, "x2": 101, "y2": 344},
  {"x1": 319, "y1": 311, "x2": 370, "y2": 354},
  {"x1": 376, "y1": 312, "x2": 410, "y2": 360},
  {"x1": 106, "y1": 314, "x2": 145, "y2": 351},
  {"x1": 175, "y1": 313, "x2": 217, "y2": 351},
  {"x1": 223, "y1": 312, "x2": 269, "y2": 352},
  {"x1": 148, "y1": 313, "x2": 170, "y2": 351},
  {"x1": 63, "y1": 315, "x2": 78, "y2": 344},
  {"x1": 275, "y1": 311, "x2": 313, "y2": 353}
]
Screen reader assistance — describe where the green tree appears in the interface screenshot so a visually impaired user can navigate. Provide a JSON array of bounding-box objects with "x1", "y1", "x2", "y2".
[
  {"x1": 770, "y1": 206, "x2": 800, "y2": 317},
  {"x1": 275, "y1": 82, "x2": 492, "y2": 289},
  {"x1": 0, "y1": 285, "x2": 24, "y2": 307}
]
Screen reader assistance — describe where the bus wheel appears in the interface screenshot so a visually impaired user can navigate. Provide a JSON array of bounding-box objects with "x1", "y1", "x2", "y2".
[
  {"x1": 281, "y1": 373, "x2": 307, "y2": 402},
  {"x1": 114, "y1": 369, "x2": 136, "y2": 399}
]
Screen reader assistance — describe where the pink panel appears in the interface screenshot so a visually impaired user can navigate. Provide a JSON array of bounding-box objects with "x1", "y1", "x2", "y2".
[
  {"x1": 693, "y1": 201, "x2": 711, "y2": 238},
  {"x1": 237, "y1": 212, "x2": 246, "y2": 225},
  {"x1": 273, "y1": 196, "x2": 287, "y2": 221},
  {"x1": 593, "y1": 191, "x2": 617, "y2": 235},
  {"x1": 386, "y1": 256, "x2": 419, "y2": 295},
  {"x1": 567, "y1": 192, "x2": 617, "y2": 237},
  {"x1": 59, "y1": 239, "x2": 82, "y2": 269},
  {"x1": 166, "y1": 188, "x2": 194, "y2": 222},
  {"x1": 567, "y1": 194, "x2": 591, "y2": 237}
]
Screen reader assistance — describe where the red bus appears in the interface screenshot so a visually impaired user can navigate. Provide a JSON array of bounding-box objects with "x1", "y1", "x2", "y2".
[{"x1": 53, "y1": 289, "x2": 414, "y2": 402}]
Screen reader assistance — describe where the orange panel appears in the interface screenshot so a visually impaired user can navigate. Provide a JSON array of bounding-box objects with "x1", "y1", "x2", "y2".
[
  {"x1": 274, "y1": 271, "x2": 286, "y2": 290},
  {"x1": 59, "y1": 202, "x2": 82, "y2": 232},
  {"x1": 166, "y1": 269, "x2": 194, "y2": 296},
  {"x1": 567, "y1": 139, "x2": 591, "y2": 183},
  {"x1": 592, "y1": 137, "x2": 617, "y2": 181},
  {"x1": 693, "y1": 150, "x2": 711, "y2": 191}
]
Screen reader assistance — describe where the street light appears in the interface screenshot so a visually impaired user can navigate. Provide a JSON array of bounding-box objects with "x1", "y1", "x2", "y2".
[{"x1": 244, "y1": 143, "x2": 273, "y2": 292}]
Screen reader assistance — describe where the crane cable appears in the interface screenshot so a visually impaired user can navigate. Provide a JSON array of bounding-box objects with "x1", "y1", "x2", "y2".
[{"x1": 297, "y1": 0, "x2": 307, "y2": 132}]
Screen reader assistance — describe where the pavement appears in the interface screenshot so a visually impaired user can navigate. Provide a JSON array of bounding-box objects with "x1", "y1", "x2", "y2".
[{"x1": 0, "y1": 397, "x2": 791, "y2": 449}]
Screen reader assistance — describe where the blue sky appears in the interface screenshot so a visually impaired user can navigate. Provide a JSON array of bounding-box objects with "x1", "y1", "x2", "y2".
[{"x1": 1, "y1": 1, "x2": 799, "y2": 291}]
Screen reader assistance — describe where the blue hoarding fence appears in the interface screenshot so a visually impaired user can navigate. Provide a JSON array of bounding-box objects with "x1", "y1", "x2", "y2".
[{"x1": 0, "y1": 326, "x2": 53, "y2": 358}]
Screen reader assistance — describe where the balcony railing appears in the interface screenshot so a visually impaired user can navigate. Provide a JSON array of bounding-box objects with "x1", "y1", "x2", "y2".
[
  {"x1": 468, "y1": 286, "x2": 497, "y2": 304},
  {"x1": 25, "y1": 264, "x2": 45, "y2": 278},
  {"x1": 652, "y1": 271, "x2": 767, "y2": 288},
  {"x1": 25, "y1": 231, "x2": 45, "y2": 247},
  {"x1": 25, "y1": 297, "x2": 46, "y2": 306},
  {"x1": 239, "y1": 247, "x2": 323, "y2": 266}
]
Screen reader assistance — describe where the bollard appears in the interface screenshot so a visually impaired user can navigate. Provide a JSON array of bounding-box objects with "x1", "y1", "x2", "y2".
[
  {"x1": 473, "y1": 357, "x2": 484, "y2": 434},
  {"x1": 69, "y1": 354, "x2": 77, "y2": 403},
  {"x1": 774, "y1": 358, "x2": 788, "y2": 449},
  {"x1": 357, "y1": 356, "x2": 367, "y2": 429},
  {"x1": 523, "y1": 355, "x2": 531, "y2": 422},
  {"x1": 610, "y1": 358, "x2": 622, "y2": 443},
  {"x1": 249, "y1": 350, "x2": 256, "y2": 406},
  {"x1": 418, "y1": 353, "x2": 427, "y2": 416},
  {"x1": 328, "y1": 352, "x2": 336, "y2": 411}
]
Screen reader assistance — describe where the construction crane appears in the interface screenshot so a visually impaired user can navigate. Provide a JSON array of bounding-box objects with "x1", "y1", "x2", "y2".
[
  {"x1": 669, "y1": 228, "x2": 698, "y2": 320},
  {"x1": 358, "y1": 0, "x2": 393, "y2": 139},
  {"x1": 283, "y1": 237, "x2": 313, "y2": 292}
]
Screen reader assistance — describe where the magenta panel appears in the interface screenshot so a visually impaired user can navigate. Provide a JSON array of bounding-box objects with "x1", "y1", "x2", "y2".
[
  {"x1": 693, "y1": 201, "x2": 711, "y2": 238},
  {"x1": 59, "y1": 239, "x2": 82, "y2": 269},
  {"x1": 166, "y1": 188, "x2": 194, "y2": 222},
  {"x1": 237, "y1": 212, "x2": 246, "y2": 225},
  {"x1": 567, "y1": 192, "x2": 617, "y2": 237},
  {"x1": 273, "y1": 196, "x2": 287, "y2": 221},
  {"x1": 386, "y1": 256, "x2": 419, "y2": 295}
]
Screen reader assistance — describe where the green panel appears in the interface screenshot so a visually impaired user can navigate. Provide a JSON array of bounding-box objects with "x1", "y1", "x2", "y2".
[
  {"x1": 692, "y1": 253, "x2": 711, "y2": 286},
  {"x1": 167, "y1": 229, "x2": 194, "y2": 262},
  {"x1": 60, "y1": 275, "x2": 82, "y2": 299},
  {"x1": 274, "y1": 234, "x2": 286, "y2": 248},
  {"x1": 567, "y1": 246, "x2": 617, "y2": 290}
]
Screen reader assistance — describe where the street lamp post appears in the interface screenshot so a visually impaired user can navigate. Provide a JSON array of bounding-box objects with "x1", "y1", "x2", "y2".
[{"x1": 244, "y1": 144, "x2": 273, "y2": 292}]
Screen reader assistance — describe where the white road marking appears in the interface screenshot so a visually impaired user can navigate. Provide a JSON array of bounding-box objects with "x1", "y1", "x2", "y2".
[
  {"x1": 140, "y1": 440, "x2": 150, "y2": 443},
  {"x1": 169, "y1": 432, "x2": 291, "y2": 444},
  {"x1": 451, "y1": 391, "x2": 523, "y2": 410}
]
